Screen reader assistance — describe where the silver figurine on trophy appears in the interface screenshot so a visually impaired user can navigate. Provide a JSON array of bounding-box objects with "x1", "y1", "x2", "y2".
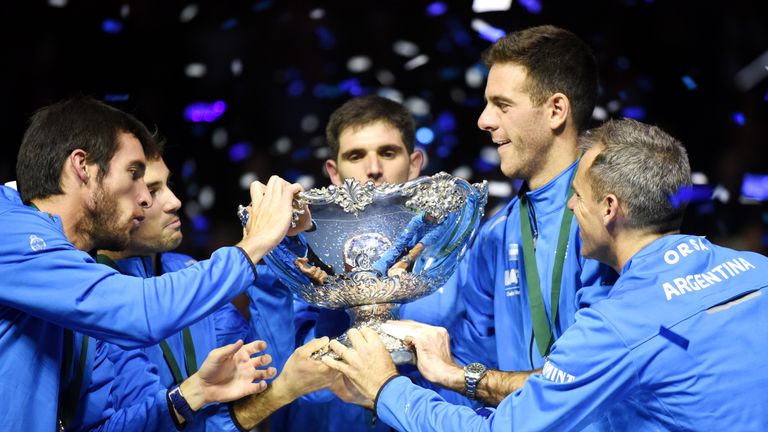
[{"x1": 239, "y1": 172, "x2": 487, "y2": 364}]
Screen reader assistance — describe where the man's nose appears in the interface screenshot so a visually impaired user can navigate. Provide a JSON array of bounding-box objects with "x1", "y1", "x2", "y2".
[
  {"x1": 477, "y1": 104, "x2": 497, "y2": 131},
  {"x1": 137, "y1": 182, "x2": 152, "y2": 209},
  {"x1": 366, "y1": 155, "x2": 384, "y2": 179}
]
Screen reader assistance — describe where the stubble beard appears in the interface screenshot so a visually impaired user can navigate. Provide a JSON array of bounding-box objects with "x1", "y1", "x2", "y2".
[{"x1": 81, "y1": 184, "x2": 132, "y2": 252}]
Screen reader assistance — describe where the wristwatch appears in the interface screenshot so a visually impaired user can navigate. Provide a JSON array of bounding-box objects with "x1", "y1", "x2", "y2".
[
  {"x1": 168, "y1": 384, "x2": 195, "y2": 422},
  {"x1": 463, "y1": 362, "x2": 487, "y2": 400}
]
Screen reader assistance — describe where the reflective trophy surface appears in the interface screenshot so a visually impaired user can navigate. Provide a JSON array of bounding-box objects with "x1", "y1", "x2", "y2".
[{"x1": 240, "y1": 172, "x2": 487, "y2": 364}]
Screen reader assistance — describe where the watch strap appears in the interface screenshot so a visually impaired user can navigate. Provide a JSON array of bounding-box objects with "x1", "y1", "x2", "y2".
[{"x1": 168, "y1": 384, "x2": 195, "y2": 423}]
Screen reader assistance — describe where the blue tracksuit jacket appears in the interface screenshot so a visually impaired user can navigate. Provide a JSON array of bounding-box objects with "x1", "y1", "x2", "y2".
[{"x1": 376, "y1": 235, "x2": 768, "y2": 431}]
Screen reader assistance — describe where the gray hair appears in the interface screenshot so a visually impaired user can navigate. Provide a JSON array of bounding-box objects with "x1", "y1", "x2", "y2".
[{"x1": 579, "y1": 118, "x2": 692, "y2": 233}]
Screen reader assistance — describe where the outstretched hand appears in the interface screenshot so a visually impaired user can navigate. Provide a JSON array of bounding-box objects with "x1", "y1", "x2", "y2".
[{"x1": 195, "y1": 339, "x2": 276, "y2": 405}]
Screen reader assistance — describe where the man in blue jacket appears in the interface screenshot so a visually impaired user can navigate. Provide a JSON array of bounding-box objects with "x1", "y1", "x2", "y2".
[
  {"x1": 278, "y1": 95, "x2": 478, "y2": 431},
  {"x1": 330, "y1": 25, "x2": 614, "y2": 409},
  {"x1": 324, "y1": 118, "x2": 768, "y2": 431},
  {"x1": 0, "y1": 97, "x2": 307, "y2": 430}
]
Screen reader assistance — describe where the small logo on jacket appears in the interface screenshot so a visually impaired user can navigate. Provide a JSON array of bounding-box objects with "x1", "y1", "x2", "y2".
[{"x1": 29, "y1": 234, "x2": 46, "y2": 251}]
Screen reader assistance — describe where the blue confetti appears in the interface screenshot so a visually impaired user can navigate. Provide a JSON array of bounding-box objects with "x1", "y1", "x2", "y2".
[
  {"x1": 436, "y1": 112, "x2": 456, "y2": 132},
  {"x1": 476, "y1": 24, "x2": 505, "y2": 43},
  {"x1": 437, "y1": 144, "x2": 452, "y2": 158},
  {"x1": 764, "y1": 91, "x2": 768, "y2": 102},
  {"x1": 102, "y1": 19, "x2": 123, "y2": 34},
  {"x1": 621, "y1": 106, "x2": 646, "y2": 120},
  {"x1": 288, "y1": 80, "x2": 305, "y2": 96},
  {"x1": 637, "y1": 76, "x2": 653, "y2": 92},
  {"x1": 292, "y1": 148, "x2": 312, "y2": 161},
  {"x1": 668, "y1": 184, "x2": 714, "y2": 208},
  {"x1": 313, "y1": 83, "x2": 341, "y2": 99},
  {"x1": 681, "y1": 75, "x2": 697, "y2": 90},
  {"x1": 474, "y1": 158, "x2": 497, "y2": 173},
  {"x1": 184, "y1": 101, "x2": 227, "y2": 123},
  {"x1": 741, "y1": 173, "x2": 768, "y2": 201},
  {"x1": 283, "y1": 169, "x2": 303, "y2": 183},
  {"x1": 104, "y1": 94, "x2": 129, "y2": 102},
  {"x1": 439, "y1": 67, "x2": 461, "y2": 80},
  {"x1": 519, "y1": 0, "x2": 543, "y2": 14},
  {"x1": 221, "y1": 18, "x2": 238, "y2": 30},
  {"x1": 416, "y1": 127, "x2": 435, "y2": 145},
  {"x1": 229, "y1": 142, "x2": 253, "y2": 162},
  {"x1": 315, "y1": 26, "x2": 336, "y2": 49},
  {"x1": 181, "y1": 160, "x2": 196, "y2": 179},
  {"x1": 251, "y1": 0, "x2": 272, "y2": 12},
  {"x1": 338, "y1": 78, "x2": 362, "y2": 96},
  {"x1": 426, "y1": 2, "x2": 447, "y2": 16},
  {"x1": 192, "y1": 215, "x2": 209, "y2": 231},
  {"x1": 732, "y1": 112, "x2": 746, "y2": 126}
]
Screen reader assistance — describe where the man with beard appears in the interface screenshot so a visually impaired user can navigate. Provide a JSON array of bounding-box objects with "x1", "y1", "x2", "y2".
[
  {"x1": 0, "y1": 97, "x2": 307, "y2": 430},
  {"x1": 63, "y1": 154, "x2": 338, "y2": 431}
]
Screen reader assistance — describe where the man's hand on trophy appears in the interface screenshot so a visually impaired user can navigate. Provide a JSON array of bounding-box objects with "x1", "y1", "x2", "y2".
[
  {"x1": 380, "y1": 320, "x2": 465, "y2": 393},
  {"x1": 272, "y1": 337, "x2": 339, "y2": 401},
  {"x1": 322, "y1": 328, "x2": 399, "y2": 402},
  {"x1": 330, "y1": 374, "x2": 374, "y2": 410},
  {"x1": 237, "y1": 176, "x2": 309, "y2": 263},
  {"x1": 295, "y1": 257, "x2": 328, "y2": 285}
]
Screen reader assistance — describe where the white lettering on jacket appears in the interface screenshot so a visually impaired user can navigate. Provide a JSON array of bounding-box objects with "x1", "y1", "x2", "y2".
[
  {"x1": 542, "y1": 360, "x2": 575, "y2": 383},
  {"x1": 663, "y1": 238, "x2": 710, "y2": 265},
  {"x1": 662, "y1": 257, "x2": 756, "y2": 301}
]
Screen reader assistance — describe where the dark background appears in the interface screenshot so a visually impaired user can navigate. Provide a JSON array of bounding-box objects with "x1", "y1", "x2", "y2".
[{"x1": 2, "y1": 0, "x2": 767, "y2": 257}]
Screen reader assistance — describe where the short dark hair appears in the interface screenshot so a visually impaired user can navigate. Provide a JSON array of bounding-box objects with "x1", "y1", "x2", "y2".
[
  {"x1": 580, "y1": 118, "x2": 692, "y2": 234},
  {"x1": 325, "y1": 95, "x2": 415, "y2": 160},
  {"x1": 483, "y1": 25, "x2": 598, "y2": 132},
  {"x1": 16, "y1": 97, "x2": 161, "y2": 203}
]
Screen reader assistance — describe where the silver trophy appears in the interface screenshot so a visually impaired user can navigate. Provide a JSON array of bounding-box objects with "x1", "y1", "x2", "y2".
[{"x1": 239, "y1": 172, "x2": 487, "y2": 364}]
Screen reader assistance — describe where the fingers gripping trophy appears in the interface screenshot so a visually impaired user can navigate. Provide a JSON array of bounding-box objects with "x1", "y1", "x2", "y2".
[{"x1": 239, "y1": 172, "x2": 487, "y2": 364}]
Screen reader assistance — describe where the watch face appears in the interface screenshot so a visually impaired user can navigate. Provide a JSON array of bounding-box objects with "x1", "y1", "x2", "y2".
[{"x1": 466, "y1": 362, "x2": 486, "y2": 375}]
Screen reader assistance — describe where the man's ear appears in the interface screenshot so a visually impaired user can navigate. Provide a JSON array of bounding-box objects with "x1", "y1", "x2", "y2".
[
  {"x1": 408, "y1": 150, "x2": 424, "y2": 181},
  {"x1": 325, "y1": 159, "x2": 342, "y2": 186},
  {"x1": 602, "y1": 193, "x2": 620, "y2": 229},
  {"x1": 69, "y1": 149, "x2": 90, "y2": 184},
  {"x1": 547, "y1": 92, "x2": 570, "y2": 131}
]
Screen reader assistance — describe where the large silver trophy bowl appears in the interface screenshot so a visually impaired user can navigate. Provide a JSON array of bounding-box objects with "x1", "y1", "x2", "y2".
[{"x1": 243, "y1": 172, "x2": 487, "y2": 364}]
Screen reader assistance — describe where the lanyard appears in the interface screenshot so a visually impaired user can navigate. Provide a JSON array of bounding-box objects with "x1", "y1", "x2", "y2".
[
  {"x1": 160, "y1": 329, "x2": 199, "y2": 385},
  {"x1": 58, "y1": 330, "x2": 90, "y2": 430},
  {"x1": 96, "y1": 254, "x2": 198, "y2": 385},
  {"x1": 518, "y1": 168, "x2": 577, "y2": 358}
]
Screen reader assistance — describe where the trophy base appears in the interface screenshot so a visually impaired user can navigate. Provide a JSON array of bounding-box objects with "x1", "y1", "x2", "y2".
[{"x1": 312, "y1": 303, "x2": 415, "y2": 365}]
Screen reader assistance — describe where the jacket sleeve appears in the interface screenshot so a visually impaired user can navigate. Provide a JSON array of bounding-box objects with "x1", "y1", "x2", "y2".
[
  {"x1": 0, "y1": 212, "x2": 256, "y2": 348},
  {"x1": 247, "y1": 262, "x2": 297, "y2": 373},
  {"x1": 86, "y1": 343, "x2": 177, "y2": 432},
  {"x1": 446, "y1": 232, "x2": 499, "y2": 368},
  {"x1": 214, "y1": 303, "x2": 251, "y2": 346},
  {"x1": 376, "y1": 308, "x2": 637, "y2": 432}
]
